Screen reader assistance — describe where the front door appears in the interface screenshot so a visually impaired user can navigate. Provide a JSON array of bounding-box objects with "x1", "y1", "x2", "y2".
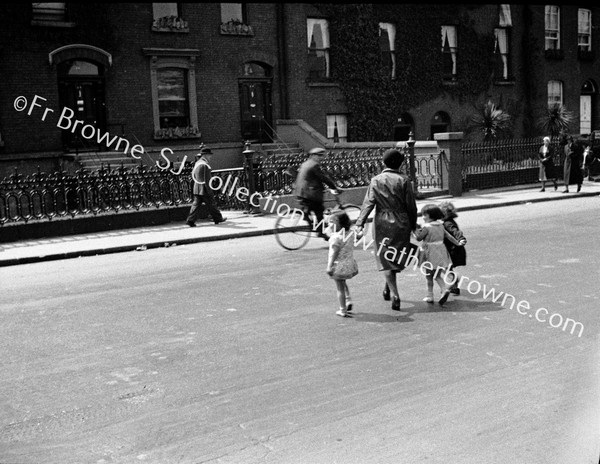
[
  {"x1": 58, "y1": 60, "x2": 106, "y2": 151},
  {"x1": 239, "y1": 80, "x2": 272, "y2": 143}
]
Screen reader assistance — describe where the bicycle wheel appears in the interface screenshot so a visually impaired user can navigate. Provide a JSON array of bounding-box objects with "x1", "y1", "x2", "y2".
[
  {"x1": 341, "y1": 204, "x2": 362, "y2": 224},
  {"x1": 274, "y1": 209, "x2": 312, "y2": 250}
]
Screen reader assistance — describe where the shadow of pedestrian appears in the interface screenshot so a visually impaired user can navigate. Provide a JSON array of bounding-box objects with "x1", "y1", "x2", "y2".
[
  {"x1": 403, "y1": 297, "x2": 505, "y2": 317},
  {"x1": 351, "y1": 312, "x2": 414, "y2": 323}
]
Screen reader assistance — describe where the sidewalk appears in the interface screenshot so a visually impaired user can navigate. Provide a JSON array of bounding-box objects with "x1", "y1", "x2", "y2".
[{"x1": 1, "y1": 182, "x2": 599, "y2": 267}]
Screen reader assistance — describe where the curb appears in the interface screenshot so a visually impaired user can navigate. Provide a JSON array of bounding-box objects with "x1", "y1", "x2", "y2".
[{"x1": 1, "y1": 190, "x2": 598, "y2": 267}]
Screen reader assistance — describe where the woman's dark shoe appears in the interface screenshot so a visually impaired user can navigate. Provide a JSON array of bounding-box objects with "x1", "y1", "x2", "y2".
[
  {"x1": 449, "y1": 287, "x2": 460, "y2": 295},
  {"x1": 391, "y1": 296, "x2": 401, "y2": 311},
  {"x1": 439, "y1": 290, "x2": 451, "y2": 305},
  {"x1": 383, "y1": 285, "x2": 391, "y2": 301},
  {"x1": 577, "y1": 184, "x2": 581, "y2": 192}
]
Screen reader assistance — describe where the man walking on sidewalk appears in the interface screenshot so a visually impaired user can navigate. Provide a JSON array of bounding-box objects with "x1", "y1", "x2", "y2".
[{"x1": 186, "y1": 147, "x2": 227, "y2": 227}]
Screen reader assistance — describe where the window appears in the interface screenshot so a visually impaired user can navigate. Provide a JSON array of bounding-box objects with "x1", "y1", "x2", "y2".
[
  {"x1": 152, "y1": 3, "x2": 187, "y2": 31},
  {"x1": 221, "y1": 3, "x2": 246, "y2": 24},
  {"x1": 307, "y1": 18, "x2": 330, "y2": 80},
  {"x1": 578, "y1": 9, "x2": 592, "y2": 52},
  {"x1": 32, "y1": 2, "x2": 66, "y2": 21},
  {"x1": 143, "y1": 48, "x2": 200, "y2": 139},
  {"x1": 327, "y1": 115, "x2": 347, "y2": 143},
  {"x1": 547, "y1": 80, "x2": 563, "y2": 106},
  {"x1": 379, "y1": 23, "x2": 396, "y2": 79},
  {"x1": 153, "y1": 3, "x2": 179, "y2": 19},
  {"x1": 441, "y1": 26, "x2": 457, "y2": 80},
  {"x1": 31, "y1": 2, "x2": 74, "y2": 27},
  {"x1": 499, "y1": 4, "x2": 512, "y2": 27},
  {"x1": 545, "y1": 6, "x2": 560, "y2": 50},
  {"x1": 158, "y1": 68, "x2": 189, "y2": 129}
]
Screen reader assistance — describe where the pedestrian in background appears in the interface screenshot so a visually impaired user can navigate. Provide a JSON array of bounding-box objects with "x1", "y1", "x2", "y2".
[
  {"x1": 414, "y1": 204, "x2": 462, "y2": 306},
  {"x1": 538, "y1": 136, "x2": 558, "y2": 192},
  {"x1": 186, "y1": 147, "x2": 227, "y2": 227},
  {"x1": 294, "y1": 147, "x2": 341, "y2": 241},
  {"x1": 562, "y1": 135, "x2": 583, "y2": 193},
  {"x1": 439, "y1": 201, "x2": 467, "y2": 296},
  {"x1": 326, "y1": 211, "x2": 358, "y2": 318}
]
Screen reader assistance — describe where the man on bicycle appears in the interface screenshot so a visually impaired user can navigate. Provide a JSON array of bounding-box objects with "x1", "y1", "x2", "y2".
[{"x1": 294, "y1": 147, "x2": 342, "y2": 240}]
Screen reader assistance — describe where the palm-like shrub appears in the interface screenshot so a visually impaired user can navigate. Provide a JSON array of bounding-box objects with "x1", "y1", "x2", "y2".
[
  {"x1": 538, "y1": 103, "x2": 574, "y2": 137},
  {"x1": 468, "y1": 100, "x2": 512, "y2": 142}
]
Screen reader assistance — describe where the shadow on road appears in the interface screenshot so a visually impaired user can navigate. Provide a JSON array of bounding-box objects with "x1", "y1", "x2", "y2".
[{"x1": 403, "y1": 297, "x2": 505, "y2": 316}]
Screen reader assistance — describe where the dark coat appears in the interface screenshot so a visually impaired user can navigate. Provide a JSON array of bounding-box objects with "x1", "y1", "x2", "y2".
[
  {"x1": 191, "y1": 159, "x2": 213, "y2": 196},
  {"x1": 443, "y1": 213, "x2": 467, "y2": 267},
  {"x1": 356, "y1": 169, "x2": 418, "y2": 271},
  {"x1": 563, "y1": 142, "x2": 584, "y2": 185},
  {"x1": 294, "y1": 157, "x2": 337, "y2": 202}
]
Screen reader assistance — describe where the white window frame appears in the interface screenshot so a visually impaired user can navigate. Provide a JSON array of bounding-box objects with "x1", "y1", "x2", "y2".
[
  {"x1": 499, "y1": 4, "x2": 512, "y2": 27},
  {"x1": 379, "y1": 22, "x2": 397, "y2": 79},
  {"x1": 441, "y1": 25, "x2": 458, "y2": 78},
  {"x1": 307, "y1": 18, "x2": 330, "y2": 79},
  {"x1": 578, "y1": 9, "x2": 592, "y2": 52},
  {"x1": 327, "y1": 114, "x2": 347, "y2": 143},
  {"x1": 545, "y1": 5, "x2": 560, "y2": 50},
  {"x1": 547, "y1": 80, "x2": 563, "y2": 107}
]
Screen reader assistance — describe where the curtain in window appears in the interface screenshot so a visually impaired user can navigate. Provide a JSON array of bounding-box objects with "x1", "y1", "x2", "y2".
[
  {"x1": 327, "y1": 115, "x2": 347, "y2": 142},
  {"x1": 307, "y1": 18, "x2": 330, "y2": 48},
  {"x1": 499, "y1": 4, "x2": 512, "y2": 27},
  {"x1": 379, "y1": 23, "x2": 397, "y2": 78},
  {"x1": 578, "y1": 9, "x2": 591, "y2": 34},
  {"x1": 547, "y1": 80, "x2": 562, "y2": 106},
  {"x1": 494, "y1": 28, "x2": 508, "y2": 79},
  {"x1": 441, "y1": 26, "x2": 457, "y2": 75}
]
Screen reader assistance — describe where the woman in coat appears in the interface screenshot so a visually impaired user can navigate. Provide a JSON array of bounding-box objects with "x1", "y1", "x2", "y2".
[
  {"x1": 354, "y1": 149, "x2": 418, "y2": 311},
  {"x1": 562, "y1": 135, "x2": 584, "y2": 193},
  {"x1": 538, "y1": 136, "x2": 558, "y2": 192}
]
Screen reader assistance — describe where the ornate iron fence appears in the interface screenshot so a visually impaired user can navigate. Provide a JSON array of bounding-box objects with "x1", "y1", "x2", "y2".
[
  {"x1": 0, "y1": 164, "x2": 248, "y2": 225},
  {"x1": 256, "y1": 147, "x2": 444, "y2": 196},
  {"x1": 461, "y1": 137, "x2": 562, "y2": 190}
]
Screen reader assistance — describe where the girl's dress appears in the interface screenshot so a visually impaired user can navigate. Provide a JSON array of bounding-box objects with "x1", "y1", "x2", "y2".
[
  {"x1": 328, "y1": 230, "x2": 359, "y2": 280},
  {"x1": 414, "y1": 220, "x2": 453, "y2": 269}
]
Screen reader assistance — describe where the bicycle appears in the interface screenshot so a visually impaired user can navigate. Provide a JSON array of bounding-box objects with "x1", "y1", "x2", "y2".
[{"x1": 274, "y1": 189, "x2": 362, "y2": 251}]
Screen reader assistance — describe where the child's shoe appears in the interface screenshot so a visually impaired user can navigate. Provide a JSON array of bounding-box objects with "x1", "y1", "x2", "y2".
[
  {"x1": 423, "y1": 296, "x2": 434, "y2": 304},
  {"x1": 346, "y1": 302, "x2": 353, "y2": 312},
  {"x1": 336, "y1": 309, "x2": 350, "y2": 317}
]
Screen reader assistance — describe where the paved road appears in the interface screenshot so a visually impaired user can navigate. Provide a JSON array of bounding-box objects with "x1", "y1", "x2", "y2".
[{"x1": 1, "y1": 197, "x2": 599, "y2": 464}]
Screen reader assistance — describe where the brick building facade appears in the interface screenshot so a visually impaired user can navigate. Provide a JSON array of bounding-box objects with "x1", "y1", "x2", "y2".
[{"x1": 0, "y1": 3, "x2": 598, "y2": 176}]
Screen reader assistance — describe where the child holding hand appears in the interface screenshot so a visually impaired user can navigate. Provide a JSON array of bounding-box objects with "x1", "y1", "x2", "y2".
[{"x1": 326, "y1": 211, "x2": 359, "y2": 317}]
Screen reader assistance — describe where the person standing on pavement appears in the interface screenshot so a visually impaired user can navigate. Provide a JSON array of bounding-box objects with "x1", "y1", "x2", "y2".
[
  {"x1": 538, "y1": 136, "x2": 558, "y2": 192},
  {"x1": 354, "y1": 149, "x2": 418, "y2": 312},
  {"x1": 186, "y1": 147, "x2": 227, "y2": 227},
  {"x1": 294, "y1": 147, "x2": 341, "y2": 240},
  {"x1": 562, "y1": 135, "x2": 583, "y2": 193}
]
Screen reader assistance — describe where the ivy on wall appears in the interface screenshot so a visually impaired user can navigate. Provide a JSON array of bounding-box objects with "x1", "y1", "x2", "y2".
[{"x1": 315, "y1": 3, "x2": 495, "y2": 141}]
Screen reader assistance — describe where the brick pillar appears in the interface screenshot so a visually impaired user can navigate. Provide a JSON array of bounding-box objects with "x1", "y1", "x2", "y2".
[{"x1": 434, "y1": 132, "x2": 463, "y2": 197}]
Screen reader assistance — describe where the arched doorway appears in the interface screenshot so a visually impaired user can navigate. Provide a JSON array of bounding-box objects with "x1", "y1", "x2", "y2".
[
  {"x1": 58, "y1": 59, "x2": 106, "y2": 150},
  {"x1": 393, "y1": 113, "x2": 414, "y2": 141},
  {"x1": 430, "y1": 111, "x2": 451, "y2": 139},
  {"x1": 580, "y1": 79, "x2": 597, "y2": 135},
  {"x1": 238, "y1": 61, "x2": 273, "y2": 143}
]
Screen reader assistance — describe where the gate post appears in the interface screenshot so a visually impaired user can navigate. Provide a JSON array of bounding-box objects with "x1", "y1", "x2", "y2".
[{"x1": 434, "y1": 132, "x2": 463, "y2": 197}]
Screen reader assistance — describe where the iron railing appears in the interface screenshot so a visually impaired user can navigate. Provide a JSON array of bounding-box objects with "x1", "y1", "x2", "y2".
[
  {"x1": 256, "y1": 147, "x2": 444, "y2": 196},
  {"x1": 0, "y1": 164, "x2": 247, "y2": 225}
]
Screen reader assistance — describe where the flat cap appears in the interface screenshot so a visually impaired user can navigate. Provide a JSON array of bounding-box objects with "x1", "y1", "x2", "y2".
[{"x1": 308, "y1": 147, "x2": 327, "y2": 156}]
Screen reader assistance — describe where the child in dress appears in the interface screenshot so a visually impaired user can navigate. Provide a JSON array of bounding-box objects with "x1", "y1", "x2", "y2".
[
  {"x1": 326, "y1": 211, "x2": 359, "y2": 317},
  {"x1": 439, "y1": 201, "x2": 467, "y2": 296},
  {"x1": 414, "y1": 204, "x2": 461, "y2": 305}
]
